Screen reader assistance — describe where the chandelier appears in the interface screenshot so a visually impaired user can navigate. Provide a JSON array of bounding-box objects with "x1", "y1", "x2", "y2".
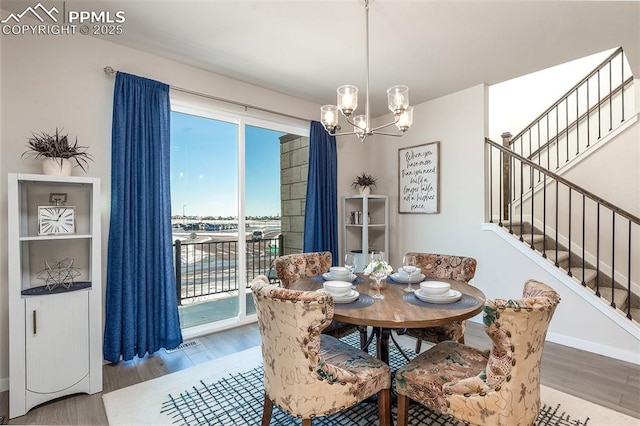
[{"x1": 320, "y1": 0, "x2": 413, "y2": 142}]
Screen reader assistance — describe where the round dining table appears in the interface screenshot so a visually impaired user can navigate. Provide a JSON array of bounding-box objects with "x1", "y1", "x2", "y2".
[{"x1": 290, "y1": 274, "x2": 486, "y2": 365}]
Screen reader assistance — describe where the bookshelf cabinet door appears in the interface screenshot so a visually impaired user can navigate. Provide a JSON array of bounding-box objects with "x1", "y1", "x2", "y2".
[{"x1": 25, "y1": 291, "x2": 90, "y2": 393}]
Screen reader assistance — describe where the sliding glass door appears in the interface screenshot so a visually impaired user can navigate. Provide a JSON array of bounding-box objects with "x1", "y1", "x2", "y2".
[
  {"x1": 243, "y1": 125, "x2": 285, "y2": 316},
  {"x1": 170, "y1": 102, "x2": 306, "y2": 333},
  {"x1": 170, "y1": 110, "x2": 240, "y2": 329}
]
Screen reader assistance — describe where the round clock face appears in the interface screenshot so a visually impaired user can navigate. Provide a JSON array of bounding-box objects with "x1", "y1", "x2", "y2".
[{"x1": 38, "y1": 206, "x2": 75, "y2": 235}]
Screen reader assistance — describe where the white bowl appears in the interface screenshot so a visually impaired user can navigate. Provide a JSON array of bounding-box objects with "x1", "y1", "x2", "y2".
[
  {"x1": 323, "y1": 280, "x2": 352, "y2": 297},
  {"x1": 419, "y1": 281, "x2": 451, "y2": 296},
  {"x1": 329, "y1": 266, "x2": 350, "y2": 278}
]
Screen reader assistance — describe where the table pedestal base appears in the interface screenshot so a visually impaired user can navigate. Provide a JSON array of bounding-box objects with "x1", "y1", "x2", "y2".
[{"x1": 362, "y1": 327, "x2": 412, "y2": 365}]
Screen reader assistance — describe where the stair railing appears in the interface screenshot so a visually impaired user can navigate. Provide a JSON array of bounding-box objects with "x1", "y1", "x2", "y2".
[
  {"x1": 508, "y1": 47, "x2": 633, "y2": 172},
  {"x1": 486, "y1": 137, "x2": 639, "y2": 320}
]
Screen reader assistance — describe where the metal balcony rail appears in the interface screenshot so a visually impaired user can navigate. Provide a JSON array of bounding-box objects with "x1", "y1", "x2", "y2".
[
  {"x1": 508, "y1": 47, "x2": 633, "y2": 171},
  {"x1": 173, "y1": 234, "x2": 283, "y2": 305},
  {"x1": 486, "y1": 138, "x2": 638, "y2": 321}
]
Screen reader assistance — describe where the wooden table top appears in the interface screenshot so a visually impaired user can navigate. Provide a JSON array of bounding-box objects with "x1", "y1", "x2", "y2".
[{"x1": 290, "y1": 275, "x2": 486, "y2": 329}]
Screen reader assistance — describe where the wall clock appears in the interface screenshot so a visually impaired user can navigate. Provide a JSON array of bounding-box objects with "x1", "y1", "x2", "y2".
[{"x1": 38, "y1": 206, "x2": 76, "y2": 235}]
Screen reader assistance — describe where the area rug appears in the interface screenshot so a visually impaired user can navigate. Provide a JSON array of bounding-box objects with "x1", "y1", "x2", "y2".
[{"x1": 103, "y1": 335, "x2": 637, "y2": 426}]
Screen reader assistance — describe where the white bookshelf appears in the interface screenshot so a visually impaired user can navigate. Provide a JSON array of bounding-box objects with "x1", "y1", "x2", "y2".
[
  {"x1": 342, "y1": 194, "x2": 389, "y2": 270},
  {"x1": 8, "y1": 173, "x2": 102, "y2": 418}
]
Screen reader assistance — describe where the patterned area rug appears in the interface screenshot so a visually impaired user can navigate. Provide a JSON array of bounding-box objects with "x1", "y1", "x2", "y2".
[{"x1": 160, "y1": 333, "x2": 590, "y2": 425}]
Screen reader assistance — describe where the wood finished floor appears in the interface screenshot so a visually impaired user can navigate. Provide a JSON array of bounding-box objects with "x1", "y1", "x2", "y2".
[{"x1": 0, "y1": 321, "x2": 638, "y2": 424}]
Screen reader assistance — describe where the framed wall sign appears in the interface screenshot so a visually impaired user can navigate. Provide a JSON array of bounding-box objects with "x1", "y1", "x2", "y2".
[{"x1": 398, "y1": 141, "x2": 440, "y2": 214}]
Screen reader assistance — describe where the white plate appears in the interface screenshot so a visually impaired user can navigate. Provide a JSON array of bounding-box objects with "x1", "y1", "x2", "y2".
[
  {"x1": 390, "y1": 273, "x2": 425, "y2": 283},
  {"x1": 333, "y1": 290, "x2": 359, "y2": 304},
  {"x1": 415, "y1": 289, "x2": 462, "y2": 304},
  {"x1": 322, "y1": 272, "x2": 357, "y2": 282}
]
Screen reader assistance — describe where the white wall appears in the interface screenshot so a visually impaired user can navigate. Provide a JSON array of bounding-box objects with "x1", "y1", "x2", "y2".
[
  {"x1": 357, "y1": 84, "x2": 639, "y2": 364},
  {"x1": 562, "y1": 121, "x2": 639, "y2": 215},
  {"x1": 0, "y1": 27, "x2": 319, "y2": 390}
]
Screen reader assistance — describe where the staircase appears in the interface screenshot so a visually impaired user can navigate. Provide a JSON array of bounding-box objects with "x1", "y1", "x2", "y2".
[
  {"x1": 501, "y1": 219, "x2": 640, "y2": 321},
  {"x1": 485, "y1": 47, "x2": 639, "y2": 325}
]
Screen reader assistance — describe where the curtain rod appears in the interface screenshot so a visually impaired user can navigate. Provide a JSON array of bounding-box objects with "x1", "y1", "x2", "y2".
[{"x1": 103, "y1": 66, "x2": 310, "y2": 123}]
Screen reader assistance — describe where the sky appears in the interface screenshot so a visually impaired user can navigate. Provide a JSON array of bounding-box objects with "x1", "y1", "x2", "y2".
[{"x1": 170, "y1": 111, "x2": 284, "y2": 217}]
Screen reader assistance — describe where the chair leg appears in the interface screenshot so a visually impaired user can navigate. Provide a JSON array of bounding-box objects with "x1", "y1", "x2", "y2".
[
  {"x1": 358, "y1": 326, "x2": 368, "y2": 349},
  {"x1": 261, "y1": 393, "x2": 273, "y2": 426},
  {"x1": 377, "y1": 388, "x2": 391, "y2": 426},
  {"x1": 396, "y1": 394, "x2": 410, "y2": 426},
  {"x1": 415, "y1": 338, "x2": 422, "y2": 353},
  {"x1": 301, "y1": 419, "x2": 312, "y2": 426}
]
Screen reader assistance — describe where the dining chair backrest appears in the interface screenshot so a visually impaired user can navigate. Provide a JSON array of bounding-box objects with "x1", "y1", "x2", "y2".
[
  {"x1": 444, "y1": 279, "x2": 561, "y2": 424},
  {"x1": 274, "y1": 251, "x2": 332, "y2": 289},
  {"x1": 250, "y1": 275, "x2": 390, "y2": 422},
  {"x1": 251, "y1": 275, "x2": 332, "y2": 416},
  {"x1": 406, "y1": 252, "x2": 477, "y2": 283}
]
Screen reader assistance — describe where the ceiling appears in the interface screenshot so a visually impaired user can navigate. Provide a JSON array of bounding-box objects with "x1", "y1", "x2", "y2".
[{"x1": 4, "y1": 1, "x2": 640, "y2": 117}]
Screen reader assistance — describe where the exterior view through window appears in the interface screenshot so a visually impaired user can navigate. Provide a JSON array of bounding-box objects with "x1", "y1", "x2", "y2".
[{"x1": 170, "y1": 109, "x2": 286, "y2": 330}]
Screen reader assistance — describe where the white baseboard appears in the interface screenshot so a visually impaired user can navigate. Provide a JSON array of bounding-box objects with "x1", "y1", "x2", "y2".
[
  {"x1": 545, "y1": 330, "x2": 640, "y2": 365},
  {"x1": 467, "y1": 313, "x2": 639, "y2": 365}
]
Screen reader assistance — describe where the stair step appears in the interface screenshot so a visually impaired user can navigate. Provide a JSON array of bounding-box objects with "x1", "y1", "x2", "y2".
[
  {"x1": 519, "y1": 233, "x2": 545, "y2": 245},
  {"x1": 500, "y1": 221, "x2": 534, "y2": 234},
  {"x1": 593, "y1": 286, "x2": 630, "y2": 309},
  {"x1": 541, "y1": 250, "x2": 570, "y2": 265},
  {"x1": 568, "y1": 267, "x2": 598, "y2": 285},
  {"x1": 497, "y1": 224, "x2": 639, "y2": 324}
]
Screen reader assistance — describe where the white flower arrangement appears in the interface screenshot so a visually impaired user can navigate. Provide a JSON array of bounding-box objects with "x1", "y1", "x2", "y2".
[{"x1": 363, "y1": 258, "x2": 394, "y2": 275}]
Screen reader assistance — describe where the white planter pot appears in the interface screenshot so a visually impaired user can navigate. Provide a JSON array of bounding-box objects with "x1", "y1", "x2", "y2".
[
  {"x1": 359, "y1": 186, "x2": 371, "y2": 195},
  {"x1": 42, "y1": 158, "x2": 72, "y2": 176}
]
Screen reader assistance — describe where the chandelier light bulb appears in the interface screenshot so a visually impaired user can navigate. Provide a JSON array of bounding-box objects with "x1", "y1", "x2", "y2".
[
  {"x1": 396, "y1": 106, "x2": 414, "y2": 132},
  {"x1": 387, "y1": 85, "x2": 409, "y2": 115},
  {"x1": 321, "y1": 105, "x2": 339, "y2": 131},
  {"x1": 337, "y1": 85, "x2": 358, "y2": 116},
  {"x1": 353, "y1": 115, "x2": 367, "y2": 133}
]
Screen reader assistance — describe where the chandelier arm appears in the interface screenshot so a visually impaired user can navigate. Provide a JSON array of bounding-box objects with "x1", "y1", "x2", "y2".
[
  {"x1": 370, "y1": 130, "x2": 407, "y2": 137},
  {"x1": 369, "y1": 118, "x2": 401, "y2": 132},
  {"x1": 342, "y1": 113, "x2": 359, "y2": 128},
  {"x1": 327, "y1": 129, "x2": 362, "y2": 137}
]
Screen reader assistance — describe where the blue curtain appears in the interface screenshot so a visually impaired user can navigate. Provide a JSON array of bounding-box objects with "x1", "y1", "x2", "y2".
[
  {"x1": 303, "y1": 121, "x2": 339, "y2": 264},
  {"x1": 104, "y1": 72, "x2": 182, "y2": 362}
]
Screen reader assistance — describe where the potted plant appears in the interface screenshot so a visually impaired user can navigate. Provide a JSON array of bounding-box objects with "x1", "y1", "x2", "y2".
[
  {"x1": 351, "y1": 172, "x2": 377, "y2": 195},
  {"x1": 22, "y1": 128, "x2": 93, "y2": 176}
]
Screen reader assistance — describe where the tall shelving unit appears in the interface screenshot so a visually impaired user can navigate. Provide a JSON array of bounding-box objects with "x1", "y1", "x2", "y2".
[
  {"x1": 342, "y1": 194, "x2": 389, "y2": 271},
  {"x1": 8, "y1": 173, "x2": 102, "y2": 419}
]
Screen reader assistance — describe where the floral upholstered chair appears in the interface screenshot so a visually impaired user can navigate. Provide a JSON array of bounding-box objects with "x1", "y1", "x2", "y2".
[
  {"x1": 274, "y1": 252, "x2": 366, "y2": 345},
  {"x1": 274, "y1": 251, "x2": 333, "y2": 289},
  {"x1": 395, "y1": 279, "x2": 561, "y2": 426},
  {"x1": 404, "y1": 252, "x2": 477, "y2": 352},
  {"x1": 251, "y1": 275, "x2": 391, "y2": 426}
]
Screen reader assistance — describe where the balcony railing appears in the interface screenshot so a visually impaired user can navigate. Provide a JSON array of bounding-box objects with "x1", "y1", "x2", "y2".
[{"x1": 173, "y1": 234, "x2": 283, "y2": 305}]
